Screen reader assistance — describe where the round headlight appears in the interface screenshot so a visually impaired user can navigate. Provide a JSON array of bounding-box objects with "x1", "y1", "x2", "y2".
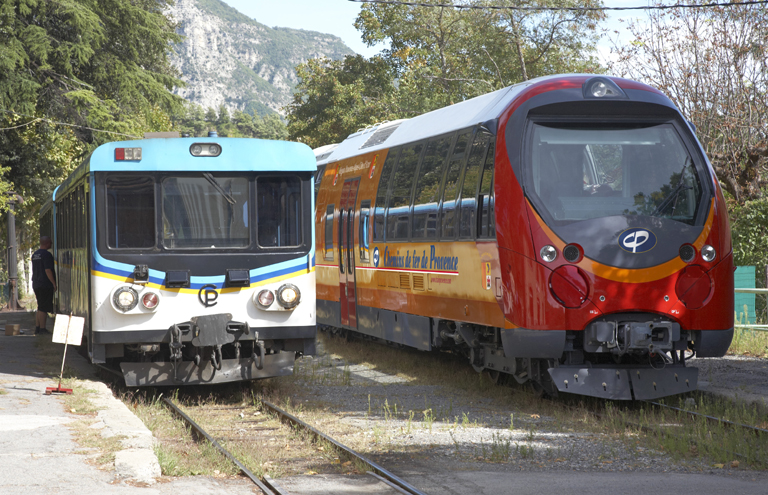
[
  {"x1": 256, "y1": 289, "x2": 274, "y2": 308},
  {"x1": 141, "y1": 292, "x2": 159, "y2": 309},
  {"x1": 701, "y1": 244, "x2": 716, "y2": 262},
  {"x1": 208, "y1": 144, "x2": 220, "y2": 155},
  {"x1": 113, "y1": 287, "x2": 139, "y2": 312},
  {"x1": 591, "y1": 81, "x2": 608, "y2": 97},
  {"x1": 540, "y1": 245, "x2": 557, "y2": 263},
  {"x1": 679, "y1": 244, "x2": 696, "y2": 263},
  {"x1": 563, "y1": 244, "x2": 582, "y2": 263},
  {"x1": 277, "y1": 284, "x2": 301, "y2": 309},
  {"x1": 191, "y1": 144, "x2": 202, "y2": 155}
]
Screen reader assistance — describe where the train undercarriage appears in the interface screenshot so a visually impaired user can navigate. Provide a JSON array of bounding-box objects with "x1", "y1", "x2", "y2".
[{"x1": 322, "y1": 311, "x2": 732, "y2": 400}]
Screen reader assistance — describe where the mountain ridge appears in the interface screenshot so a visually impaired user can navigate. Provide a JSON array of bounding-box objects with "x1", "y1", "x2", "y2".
[{"x1": 168, "y1": 0, "x2": 354, "y2": 116}]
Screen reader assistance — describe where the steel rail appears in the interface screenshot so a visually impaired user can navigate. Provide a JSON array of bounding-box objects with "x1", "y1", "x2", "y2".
[
  {"x1": 260, "y1": 398, "x2": 428, "y2": 495},
  {"x1": 643, "y1": 400, "x2": 768, "y2": 435},
  {"x1": 162, "y1": 398, "x2": 285, "y2": 495}
]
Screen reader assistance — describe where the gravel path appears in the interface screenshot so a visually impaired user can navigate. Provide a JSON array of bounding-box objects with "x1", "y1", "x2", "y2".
[
  {"x1": 284, "y1": 345, "x2": 768, "y2": 484},
  {"x1": 689, "y1": 355, "x2": 768, "y2": 407}
]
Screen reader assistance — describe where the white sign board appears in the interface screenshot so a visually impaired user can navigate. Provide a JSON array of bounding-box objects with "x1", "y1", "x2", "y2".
[{"x1": 52, "y1": 314, "x2": 85, "y2": 346}]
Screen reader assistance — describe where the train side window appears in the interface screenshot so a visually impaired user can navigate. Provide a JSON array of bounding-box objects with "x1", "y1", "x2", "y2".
[
  {"x1": 315, "y1": 165, "x2": 326, "y2": 200},
  {"x1": 106, "y1": 176, "x2": 156, "y2": 249},
  {"x1": 359, "y1": 200, "x2": 371, "y2": 262},
  {"x1": 440, "y1": 131, "x2": 471, "y2": 240},
  {"x1": 324, "y1": 204, "x2": 334, "y2": 259},
  {"x1": 459, "y1": 132, "x2": 490, "y2": 239},
  {"x1": 478, "y1": 141, "x2": 496, "y2": 238},
  {"x1": 412, "y1": 135, "x2": 451, "y2": 240},
  {"x1": 256, "y1": 176, "x2": 302, "y2": 248},
  {"x1": 373, "y1": 149, "x2": 399, "y2": 241},
  {"x1": 387, "y1": 143, "x2": 423, "y2": 241}
]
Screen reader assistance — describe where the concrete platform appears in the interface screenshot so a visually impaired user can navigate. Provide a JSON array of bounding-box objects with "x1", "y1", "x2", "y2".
[{"x1": 0, "y1": 311, "x2": 258, "y2": 494}]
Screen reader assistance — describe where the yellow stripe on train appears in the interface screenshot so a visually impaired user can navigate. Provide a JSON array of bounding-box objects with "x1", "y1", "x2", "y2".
[{"x1": 91, "y1": 267, "x2": 314, "y2": 294}]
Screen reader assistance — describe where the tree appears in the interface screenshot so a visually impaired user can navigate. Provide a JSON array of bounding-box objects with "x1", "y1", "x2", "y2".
[
  {"x1": 610, "y1": 1, "x2": 768, "y2": 203},
  {"x1": 286, "y1": 55, "x2": 396, "y2": 148},
  {"x1": 287, "y1": 0, "x2": 604, "y2": 148},
  {"x1": 0, "y1": 0, "x2": 184, "y2": 252}
]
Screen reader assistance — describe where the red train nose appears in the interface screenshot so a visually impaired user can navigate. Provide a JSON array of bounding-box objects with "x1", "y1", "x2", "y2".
[
  {"x1": 549, "y1": 265, "x2": 590, "y2": 308},
  {"x1": 675, "y1": 265, "x2": 713, "y2": 309}
]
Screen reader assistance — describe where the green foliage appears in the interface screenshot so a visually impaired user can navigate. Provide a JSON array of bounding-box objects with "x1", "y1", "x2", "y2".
[
  {"x1": 0, "y1": 0, "x2": 184, "y2": 251},
  {"x1": 287, "y1": 0, "x2": 605, "y2": 148},
  {"x1": 286, "y1": 55, "x2": 398, "y2": 148},
  {"x1": 729, "y1": 197, "x2": 768, "y2": 270},
  {"x1": 172, "y1": 101, "x2": 288, "y2": 140}
]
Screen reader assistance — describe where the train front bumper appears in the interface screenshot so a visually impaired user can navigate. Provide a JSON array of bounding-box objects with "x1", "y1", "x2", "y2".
[
  {"x1": 121, "y1": 351, "x2": 296, "y2": 387},
  {"x1": 548, "y1": 365, "x2": 698, "y2": 400}
]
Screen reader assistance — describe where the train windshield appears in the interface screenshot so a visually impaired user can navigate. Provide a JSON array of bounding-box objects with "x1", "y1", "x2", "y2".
[
  {"x1": 162, "y1": 175, "x2": 250, "y2": 249},
  {"x1": 526, "y1": 123, "x2": 705, "y2": 225}
]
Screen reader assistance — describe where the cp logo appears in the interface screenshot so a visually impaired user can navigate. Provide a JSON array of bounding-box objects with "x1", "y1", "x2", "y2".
[
  {"x1": 373, "y1": 247, "x2": 380, "y2": 267},
  {"x1": 198, "y1": 284, "x2": 219, "y2": 307},
  {"x1": 618, "y1": 228, "x2": 657, "y2": 254}
]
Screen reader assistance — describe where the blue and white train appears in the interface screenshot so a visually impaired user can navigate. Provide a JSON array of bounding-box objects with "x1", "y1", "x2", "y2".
[{"x1": 40, "y1": 134, "x2": 317, "y2": 386}]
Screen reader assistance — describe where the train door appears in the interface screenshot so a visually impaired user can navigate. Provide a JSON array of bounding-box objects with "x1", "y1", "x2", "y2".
[{"x1": 338, "y1": 178, "x2": 360, "y2": 328}]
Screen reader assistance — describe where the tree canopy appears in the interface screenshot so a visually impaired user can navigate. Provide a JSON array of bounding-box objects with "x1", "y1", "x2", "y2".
[
  {"x1": 0, "y1": 0, "x2": 183, "y2": 250},
  {"x1": 287, "y1": 0, "x2": 605, "y2": 146},
  {"x1": 611, "y1": 2, "x2": 768, "y2": 204}
]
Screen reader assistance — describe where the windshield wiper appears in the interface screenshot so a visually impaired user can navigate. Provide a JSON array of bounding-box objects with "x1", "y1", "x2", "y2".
[
  {"x1": 202, "y1": 173, "x2": 236, "y2": 206},
  {"x1": 651, "y1": 158, "x2": 693, "y2": 217}
]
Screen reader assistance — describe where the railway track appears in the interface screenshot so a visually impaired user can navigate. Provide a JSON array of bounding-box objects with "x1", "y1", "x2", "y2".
[{"x1": 162, "y1": 396, "x2": 427, "y2": 495}]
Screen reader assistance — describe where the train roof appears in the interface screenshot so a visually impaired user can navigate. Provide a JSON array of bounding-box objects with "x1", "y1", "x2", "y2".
[
  {"x1": 313, "y1": 73, "x2": 670, "y2": 165},
  {"x1": 314, "y1": 79, "x2": 533, "y2": 165},
  {"x1": 52, "y1": 137, "x2": 315, "y2": 200}
]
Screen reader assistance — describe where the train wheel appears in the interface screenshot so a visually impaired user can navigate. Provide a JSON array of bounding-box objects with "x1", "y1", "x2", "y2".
[{"x1": 487, "y1": 370, "x2": 509, "y2": 386}]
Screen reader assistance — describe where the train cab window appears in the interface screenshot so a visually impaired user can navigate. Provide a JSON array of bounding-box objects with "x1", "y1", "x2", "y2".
[
  {"x1": 162, "y1": 175, "x2": 250, "y2": 249},
  {"x1": 440, "y1": 131, "x2": 471, "y2": 240},
  {"x1": 387, "y1": 143, "x2": 423, "y2": 240},
  {"x1": 359, "y1": 200, "x2": 371, "y2": 262},
  {"x1": 324, "y1": 204, "x2": 334, "y2": 259},
  {"x1": 411, "y1": 135, "x2": 451, "y2": 240},
  {"x1": 257, "y1": 176, "x2": 302, "y2": 247},
  {"x1": 106, "y1": 176, "x2": 156, "y2": 249},
  {"x1": 373, "y1": 149, "x2": 399, "y2": 241},
  {"x1": 478, "y1": 141, "x2": 496, "y2": 238},
  {"x1": 527, "y1": 123, "x2": 704, "y2": 225},
  {"x1": 459, "y1": 132, "x2": 490, "y2": 238}
]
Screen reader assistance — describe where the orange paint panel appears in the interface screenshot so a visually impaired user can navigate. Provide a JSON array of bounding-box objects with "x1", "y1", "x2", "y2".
[{"x1": 526, "y1": 199, "x2": 717, "y2": 284}]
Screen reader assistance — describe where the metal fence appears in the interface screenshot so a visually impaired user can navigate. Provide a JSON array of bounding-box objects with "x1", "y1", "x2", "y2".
[{"x1": 734, "y1": 288, "x2": 768, "y2": 332}]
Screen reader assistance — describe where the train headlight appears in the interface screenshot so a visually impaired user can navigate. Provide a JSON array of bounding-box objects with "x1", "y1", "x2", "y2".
[
  {"x1": 113, "y1": 287, "x2": 139, "y2": 312},
  {"x1": 255, "y1": 289, "x2": 274, "y2": 308},
  {"x1": 540, "y1": 245, "x2": 557, "y2": 263},
  {"x1": 277, "y1": 284, "x2": 301, "y2": 309},
  {"x1": 141, "y1": 292, "x2": 160, "y2": 310},
  {"x1": 679, "y1": 244, "x2": 696, "y2": 263},
  {"x1": 583, "y1": 77, "x2": 627, "y2": 99},
  {"x1": 701, "y1": 244, "x2": 716, "y2": 262}
]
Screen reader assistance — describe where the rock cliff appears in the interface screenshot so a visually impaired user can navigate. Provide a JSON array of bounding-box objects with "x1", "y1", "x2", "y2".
[{"x1": 167, "y1": 0, "x2": 354, "y2": 116}]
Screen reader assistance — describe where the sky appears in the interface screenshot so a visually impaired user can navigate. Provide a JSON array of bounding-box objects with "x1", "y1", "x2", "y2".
[{"x1": 221, "y1": 0, "x2": 649, "y2": 64}]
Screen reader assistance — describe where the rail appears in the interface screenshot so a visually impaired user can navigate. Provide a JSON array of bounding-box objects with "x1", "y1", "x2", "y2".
[{"x1": 163, "y1": 397, "x2": 427, "y2": 495}]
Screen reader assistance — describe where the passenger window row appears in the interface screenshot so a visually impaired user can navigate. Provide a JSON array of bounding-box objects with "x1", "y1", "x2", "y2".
[{"x1": 372, "y1": 126, "x2": 496, "y2": 243}]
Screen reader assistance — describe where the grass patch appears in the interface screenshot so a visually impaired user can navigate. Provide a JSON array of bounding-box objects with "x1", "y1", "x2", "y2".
[
  {"x1": 580, "y1": 393, "x2": 768, "y2": 469},
  {"x1": 729, "y1": 327, "x2": 768, "y2": 358}
]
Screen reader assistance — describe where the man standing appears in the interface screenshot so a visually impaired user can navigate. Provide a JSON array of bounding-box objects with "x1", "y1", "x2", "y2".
[{"x1": 32, "y1": 236, "x2": 56, "y2": 334}]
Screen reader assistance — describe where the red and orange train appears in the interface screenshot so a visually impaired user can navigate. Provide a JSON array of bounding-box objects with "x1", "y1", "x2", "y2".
[{"x1": 314, "y1": 75, "x2": 733, "y2": 400}]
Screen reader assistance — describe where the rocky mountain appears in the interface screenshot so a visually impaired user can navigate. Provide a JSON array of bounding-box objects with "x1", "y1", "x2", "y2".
[{"x1": 167, "y1": 0, "x2": 354, "y2": 116}]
